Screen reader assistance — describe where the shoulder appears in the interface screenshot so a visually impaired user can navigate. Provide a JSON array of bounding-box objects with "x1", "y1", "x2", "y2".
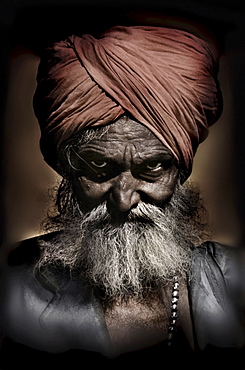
[
  {"x1": 1, "y1": 231, "x2": 60, "y2": 267},
  {"x1": 190, "y1": 241, "x2": 245, "y2": 351},
  {"x1": 191, "y1": 240, "x2": 245, "y2": 276},
  {"x1": 0, "y1": 232, "x2": 60, "y2": 301},
  {"x1": 191, "y1": 241, "x2": 245, "y2": 288},
  {"x1": 0, "y1": 232, "x2": 76, "y2": 352},
  {"x1": 0, "y1": 231, "x2": 68, "y2": 303},
  {"x1": 0, "y1": 231, "x2": 63, "y2": 332},
  {"x1": 192, "y1": 240, "x2": 238, "y2": 261},
  {"x1": 0, "y1": 234, "x2": 57, "y2": 351},
  {"x1": 191, "y1": 240, "x2": 245, "y2": 305}
]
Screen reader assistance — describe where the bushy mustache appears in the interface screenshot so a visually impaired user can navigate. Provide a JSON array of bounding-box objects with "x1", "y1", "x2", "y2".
[{"x1": 79, "y1": 201, "x2": 167, "y2": 227}]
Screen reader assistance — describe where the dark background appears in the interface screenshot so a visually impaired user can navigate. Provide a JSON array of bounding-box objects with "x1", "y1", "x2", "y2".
[{"x1": 1, "y1": 0, "x2": 245, "y2": 246}]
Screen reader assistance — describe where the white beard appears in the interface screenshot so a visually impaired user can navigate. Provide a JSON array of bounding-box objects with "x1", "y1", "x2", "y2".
[
  {"x1": 75, "y1": 202, "x2": 191, "y2": 298},
  {"x1": 37, "y1": 189, "x2": 197, "y2": 301}
]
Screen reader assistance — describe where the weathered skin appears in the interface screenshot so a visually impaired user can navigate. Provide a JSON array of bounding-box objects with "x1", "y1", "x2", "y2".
[{"x1": 70, "y1": 119, "x2": 179, "y2": 214}]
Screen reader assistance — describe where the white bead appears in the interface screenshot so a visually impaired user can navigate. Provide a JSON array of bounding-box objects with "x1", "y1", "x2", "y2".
[{"x1": 172, "y1": 290, "x2": 179, "y2": 298}]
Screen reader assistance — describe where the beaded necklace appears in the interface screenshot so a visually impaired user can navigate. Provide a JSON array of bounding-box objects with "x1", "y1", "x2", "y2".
[{"x1": 167, "y1": 275, "x2": 179, "y2": 347}]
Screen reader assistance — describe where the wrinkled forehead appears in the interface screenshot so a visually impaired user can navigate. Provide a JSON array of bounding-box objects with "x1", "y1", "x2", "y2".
[{"x1": 80, "y1": 116, "x2": 172, "y2": 154}]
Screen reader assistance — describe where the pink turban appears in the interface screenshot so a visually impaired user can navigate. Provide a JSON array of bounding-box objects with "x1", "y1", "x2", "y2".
[{"x1": 33, "y1": 25, "x2": 222, "y2": 179}]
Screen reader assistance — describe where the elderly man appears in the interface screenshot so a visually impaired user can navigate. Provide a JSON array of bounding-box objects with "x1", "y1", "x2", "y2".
[{"x1": 0, "y1": 25, "x2": 245, "y2": 368}]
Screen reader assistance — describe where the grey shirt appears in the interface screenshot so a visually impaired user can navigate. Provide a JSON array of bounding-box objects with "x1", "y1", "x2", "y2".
[{"x1": 0, "y1": 235, "x2": 245, "y2": 366}]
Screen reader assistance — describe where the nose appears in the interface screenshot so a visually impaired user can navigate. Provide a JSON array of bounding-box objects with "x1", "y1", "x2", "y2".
[{"x1": 109, "y1": 171, "x2": 141, "y2": 213}]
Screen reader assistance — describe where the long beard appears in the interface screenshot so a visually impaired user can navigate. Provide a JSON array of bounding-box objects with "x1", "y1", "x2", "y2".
[{"x1": 37, "y1": 182, "x2": 209, "y2": 302}]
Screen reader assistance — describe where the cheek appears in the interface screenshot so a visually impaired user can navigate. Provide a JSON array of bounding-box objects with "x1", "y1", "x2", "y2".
[
  {"x1": 73, "y1": 176, "x2": 111, "y2": 204},
  {"x1": 143, "y1": 170, "x2": 178, "y2": 204},
  {"x1": 143, "y1": 183, "x2": 174, "y2": 205}
]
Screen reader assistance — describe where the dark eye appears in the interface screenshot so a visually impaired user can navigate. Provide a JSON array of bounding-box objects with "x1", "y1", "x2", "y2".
[
  {"x1": 133, "y1": 161, "x2": 163, "y2": 180},
  {"x1": 146, "y1": 161, "x2": 162, "y2": 171},
  {"x1": 133, "y1": 156, "x2": 174, "y2": 181},
  {"x1": 91, "y1": 160, "x2": 107, "y2": 168}
]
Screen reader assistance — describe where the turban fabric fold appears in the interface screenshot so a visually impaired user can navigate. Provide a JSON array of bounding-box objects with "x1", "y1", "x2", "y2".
[{"x1": 33, "y1": 25, "x2": 222, "y2": 178}]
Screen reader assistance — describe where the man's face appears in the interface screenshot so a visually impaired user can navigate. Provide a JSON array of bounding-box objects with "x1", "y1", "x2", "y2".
[
  {"x1": 69, "y1": 118, "x2": 179, "y2": 214},
  {"x1": 39, "y1": 120, "x2": 202, "y2": 296}
]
